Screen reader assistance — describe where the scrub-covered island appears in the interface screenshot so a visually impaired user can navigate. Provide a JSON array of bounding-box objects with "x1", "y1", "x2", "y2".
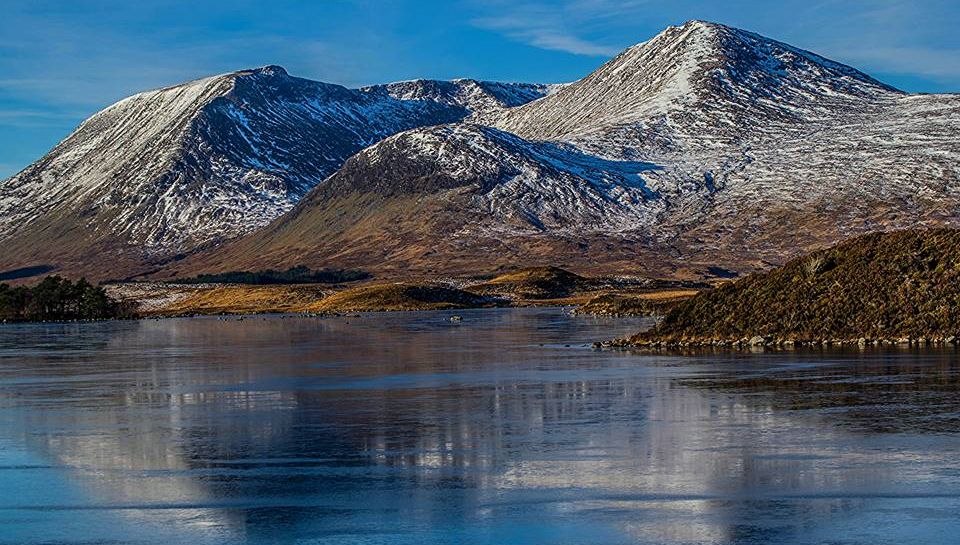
[{"x1": 621, "y1": 229, "x2": 960, "y2": 348}]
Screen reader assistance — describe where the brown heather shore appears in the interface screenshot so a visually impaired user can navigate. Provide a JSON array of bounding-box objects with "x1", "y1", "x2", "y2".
[{"x1": 108, "y1": 267, "x2": 706, "y2": 317}]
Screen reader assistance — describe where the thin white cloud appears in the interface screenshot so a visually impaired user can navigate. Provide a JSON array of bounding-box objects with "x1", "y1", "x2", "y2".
[
  {"x1": 470, "y1": 0, "x2": 645, "y2": 56},
  {"x1": 473, "y1": 15, "x2": 621, "y2": 56},
  {"x1": 786, "y1": 0, "x2": 960, "y2": 83},
  {"x1": 0, "y1": 9, "x2": 372, "y2": 114}
]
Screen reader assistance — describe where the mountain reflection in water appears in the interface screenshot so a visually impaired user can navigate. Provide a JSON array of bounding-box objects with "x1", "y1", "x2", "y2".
[{"x1": 0, "y1": 309, "x2": 958, "y2": 545}]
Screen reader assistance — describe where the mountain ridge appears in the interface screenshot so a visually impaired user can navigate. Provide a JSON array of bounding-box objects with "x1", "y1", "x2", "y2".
[
  {"x1": 3, "y1": 20, "x2": 959, "y2": 282},
  {"x1": 0, "y1": 66, "x2": 555, "y2": 279},
  {"x1": 168, "y1": 20, "x2": 960, "y2": 281}
]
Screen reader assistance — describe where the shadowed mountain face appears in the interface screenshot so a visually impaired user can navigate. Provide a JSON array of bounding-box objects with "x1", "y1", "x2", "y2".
[
  {"x1": 173, "y1": 20, "x2": 960, "y2": 280},
  {"x1": 5, "y1": 20, "x2": 960, "y2": 281}
]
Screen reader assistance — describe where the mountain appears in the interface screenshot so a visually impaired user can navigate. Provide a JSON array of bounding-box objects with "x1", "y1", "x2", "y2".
[
  {"x1": 0, "y1": 67, "x2": 552, "y2": 280},
  {"x1": 172, "y1": 20, "x2": 960, "y2": 280},
  {"x1": 492, "y1": 20, "x2": 899, "y2": 141},
  {"x1": 168, "y1": 123, "x2": 667, "y2": 278},
  {"x1": 5, "y1": 20, "x2": 960, "y2": 282}
]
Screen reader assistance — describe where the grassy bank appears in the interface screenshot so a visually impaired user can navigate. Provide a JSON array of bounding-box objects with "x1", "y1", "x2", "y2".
[{"x1": 146, "y1": 285, "x2": 329, "y2": 316}]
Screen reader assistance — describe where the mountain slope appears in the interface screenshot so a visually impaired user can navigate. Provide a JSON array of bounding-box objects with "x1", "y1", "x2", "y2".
[
  {"x1": 0, "y1": 68, "x2": 552, "y2": 280},
  {"x1": 173, "y1": 20, "x2": 960, "y2": 279},
  {"x1": 167, "y1": 124, "x2": 668, "y2": 278}
]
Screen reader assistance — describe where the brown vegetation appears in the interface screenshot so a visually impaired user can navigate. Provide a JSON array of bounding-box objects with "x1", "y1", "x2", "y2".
[
  {"x1": 114, "y1": 266, "x2": 703, "y2": 316},
  {"x1": 148, "y1": 285, "x2": 327, "y2": 316},
  {"x1": 306, "y1": 283, "x2": 496, "y2": 313},
  {"x1": 627, "y1": 229, "x2": 960, "y2": 347}
]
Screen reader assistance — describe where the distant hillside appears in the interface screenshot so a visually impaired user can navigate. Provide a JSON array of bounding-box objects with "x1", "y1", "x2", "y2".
[
  {"x1": 6, "y1": 20, "x2": 960, "y2": 283},
  {"x1": 173, "y1": 266, "x2": 369, "y2": 285},
  {"x1": 630, "y1": 229, "x2": 960, "y2": 346}
]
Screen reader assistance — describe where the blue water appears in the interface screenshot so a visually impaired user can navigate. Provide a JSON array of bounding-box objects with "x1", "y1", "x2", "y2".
[{"x1": 0, "y1": 308, "x2": 958, "y2": 544}]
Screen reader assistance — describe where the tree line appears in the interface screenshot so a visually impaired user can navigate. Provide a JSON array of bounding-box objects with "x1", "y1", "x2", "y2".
[
  {"x1": 0, "y1": 276, "x2": 137, "y2": 322},
  {"x1": 174, "y1": 266, "x2": 371, "y2": 285}
]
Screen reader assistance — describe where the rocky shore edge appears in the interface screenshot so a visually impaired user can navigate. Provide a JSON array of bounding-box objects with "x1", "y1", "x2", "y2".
[{"x1": 594, "y1": 335, "x2": 960, "y2": 350}]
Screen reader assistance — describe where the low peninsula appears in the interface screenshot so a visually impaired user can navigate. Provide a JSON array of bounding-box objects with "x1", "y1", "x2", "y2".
[{"x1": 622, "y1": 229, "x2": 960, "y2": 348}]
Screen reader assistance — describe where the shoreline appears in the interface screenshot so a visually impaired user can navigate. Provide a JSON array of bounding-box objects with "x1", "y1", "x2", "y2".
[
  {"x1": 0, "y1": 303, "x2": 653, "y2": 326},
  {"x1": 598, "y1": 335, "x2": 960, "y2": 350},
  {"x1": 103, "y1": 272, "x2": 704, "y2": 319}
]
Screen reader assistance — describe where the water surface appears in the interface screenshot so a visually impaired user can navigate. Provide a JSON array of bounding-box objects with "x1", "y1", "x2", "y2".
[{"x1": 0, "y1": 308, "x2": 958, "y2": 544}]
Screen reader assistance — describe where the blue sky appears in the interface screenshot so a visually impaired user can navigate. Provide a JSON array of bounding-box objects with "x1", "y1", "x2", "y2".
[{"x1": 2, "y1": 0, "x2": 959, "y2": 178}]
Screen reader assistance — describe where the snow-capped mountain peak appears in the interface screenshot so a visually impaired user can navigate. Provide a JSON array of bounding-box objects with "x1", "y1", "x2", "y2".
[
  {"x1": 182, "y1": 21, "x2": 959, "y2": 280},
  {"x1": 494, "y1": 20, "x2": 901, "y2": 140}
]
